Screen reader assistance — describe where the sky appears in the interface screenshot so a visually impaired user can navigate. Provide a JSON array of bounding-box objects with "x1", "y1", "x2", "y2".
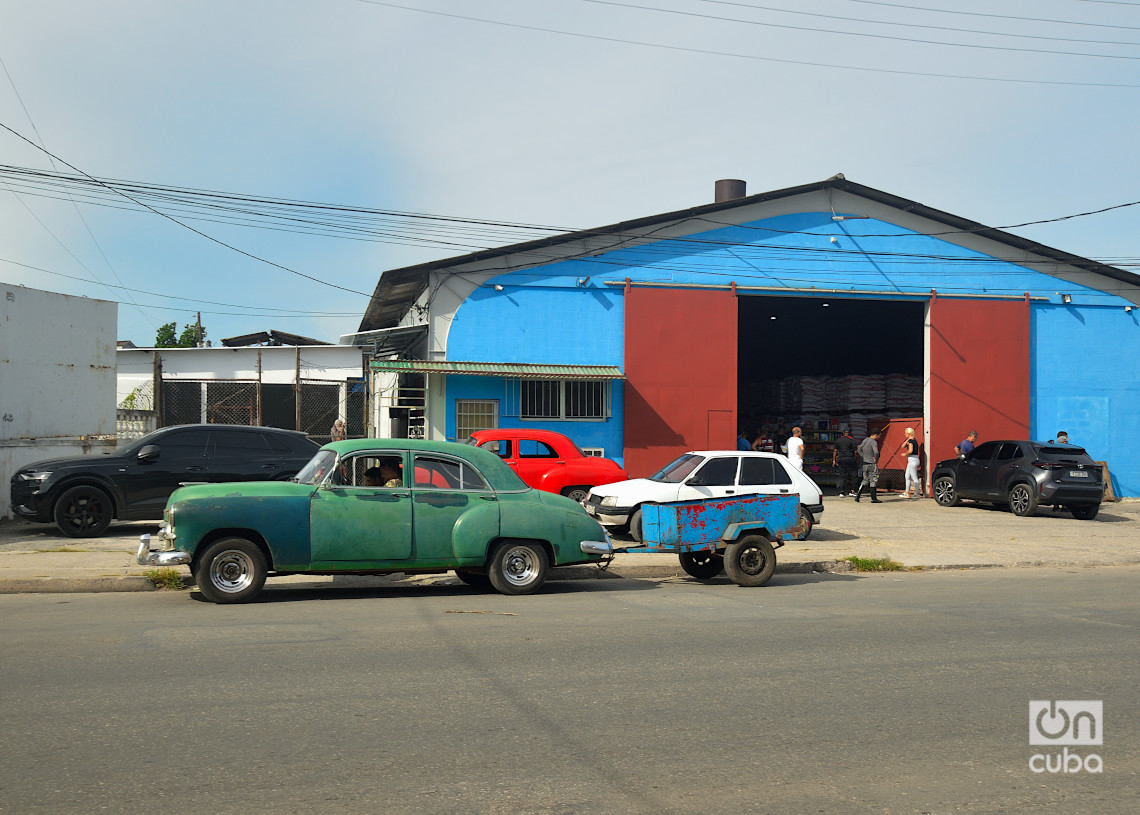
[{"x1": 2, "y1": 0, "x2": 1139, "y2": 346}]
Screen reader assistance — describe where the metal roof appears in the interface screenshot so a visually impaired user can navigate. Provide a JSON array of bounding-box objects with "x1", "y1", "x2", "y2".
[
  {"x1": 368, "y1": 360, "x2": 624, "y2": 380},
  {"x1": 357, "y1": 175, "x2": 1140, "y2": 331},
  {"x1": 220, "y1": 329, "x2": 331, "y2": 347}
]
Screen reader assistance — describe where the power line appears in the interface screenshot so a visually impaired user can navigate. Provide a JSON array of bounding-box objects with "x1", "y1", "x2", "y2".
[
  {"x1": 0, "y1": 121, "x2": 375, "y2": 298},
  {"x1": 356, "y1": 0, "x2": 1140, "y2": 88},
  {"x1": 579, "y1": 0, "x2": 1140, "y2": 60}
]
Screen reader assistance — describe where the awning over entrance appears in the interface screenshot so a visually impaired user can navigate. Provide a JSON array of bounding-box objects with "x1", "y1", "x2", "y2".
[{"x1": 368, "y1": 360, "x2": 625, "y2": 380}]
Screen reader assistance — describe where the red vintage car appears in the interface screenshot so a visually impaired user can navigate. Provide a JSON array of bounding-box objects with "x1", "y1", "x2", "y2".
[{"x1": 467, "y1": 429, "x2": 628, "y2": 502}]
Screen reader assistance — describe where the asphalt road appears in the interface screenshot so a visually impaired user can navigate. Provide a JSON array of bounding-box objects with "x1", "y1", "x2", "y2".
[{"x1": 1, "y1": 568, "x2": 1136, "y2": 814}]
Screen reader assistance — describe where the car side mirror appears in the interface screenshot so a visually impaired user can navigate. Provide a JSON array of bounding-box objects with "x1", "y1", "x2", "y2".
[
  {"x1": 138, "y1": 445, "x2": 160, "y2": 462},
  {"x1": 687, "y1": 476, "x2": 706, "y2": 486}
]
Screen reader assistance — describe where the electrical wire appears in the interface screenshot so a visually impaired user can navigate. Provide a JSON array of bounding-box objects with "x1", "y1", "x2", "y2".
[
  {"x1": 577, "y1": 0, "x2": 1140, "y2": 60},
  {"x1": 4, "y1": 163, "x2": 1139, "y2": 269},
  {"x1": 355, "y1": 0, "x2": 1140, "y2": 88},
  {"x1": 0, "y1": 121, "x2": 375, "y2": 298}
]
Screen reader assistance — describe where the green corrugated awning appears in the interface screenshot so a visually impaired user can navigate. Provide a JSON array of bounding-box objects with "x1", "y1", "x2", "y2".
[{"x1": 369, "y1": 360, "x2": 624, "y2": 380}]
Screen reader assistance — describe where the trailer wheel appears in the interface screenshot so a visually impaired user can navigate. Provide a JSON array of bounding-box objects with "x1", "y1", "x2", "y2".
[
  {"x1": 678, "y1": 551, "x2": 724, "y2": 580},
  {"x1": 724, "y1": 534, "x2": 776, "y2": 587}
]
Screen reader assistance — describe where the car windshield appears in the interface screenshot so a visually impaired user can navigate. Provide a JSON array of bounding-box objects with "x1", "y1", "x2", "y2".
[
  {"x1": 294, "y1": 450, "x2": 337, "y2": 485},
  {"x1": 648, "y1": 454, "x2": 704, "y2": 483}
]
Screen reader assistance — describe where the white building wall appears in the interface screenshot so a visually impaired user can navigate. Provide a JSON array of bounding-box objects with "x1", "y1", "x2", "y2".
[{"x1": 1, "y1": 284, "x2": 117, "y2": 518}]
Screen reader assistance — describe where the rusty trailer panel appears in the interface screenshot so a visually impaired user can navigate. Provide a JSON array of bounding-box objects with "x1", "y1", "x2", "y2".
[{"x1": 639, "y1": 493, "x2": 799, "y2": 553}]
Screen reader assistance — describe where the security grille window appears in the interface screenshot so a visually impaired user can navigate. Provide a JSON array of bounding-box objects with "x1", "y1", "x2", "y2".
[
  {"x1": 456, "y1": 400, "x2": 498, "y2": 441},
  {"x1": 521, "y1": 381, "x2": 561, "y2": 419},
  {"x1": 513, "y1": 379, "x2": 611, "y2": 421}
]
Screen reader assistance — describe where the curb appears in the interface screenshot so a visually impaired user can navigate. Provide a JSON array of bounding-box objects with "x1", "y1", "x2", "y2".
[
  {"x1": 0, "y1": 576, "x2": 159, "y2": 594},
  {"x1": 0, "y1": 559, "x2": 865, "y2": 594}
]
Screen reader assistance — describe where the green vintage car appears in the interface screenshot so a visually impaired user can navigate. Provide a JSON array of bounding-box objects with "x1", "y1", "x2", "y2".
[{"x1": 137, "y1": 438, "x2": 611, "y2": 603}]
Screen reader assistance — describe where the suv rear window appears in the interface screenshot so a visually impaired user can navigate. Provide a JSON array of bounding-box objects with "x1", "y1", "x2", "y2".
[{"x1": 1037, "y1": 445, "x2": 1094, "y2": 463}]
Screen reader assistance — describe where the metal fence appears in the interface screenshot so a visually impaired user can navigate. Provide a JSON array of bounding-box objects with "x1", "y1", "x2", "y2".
[{"x1": 117, "y1": 370, "x2": 370, "y2": 442}]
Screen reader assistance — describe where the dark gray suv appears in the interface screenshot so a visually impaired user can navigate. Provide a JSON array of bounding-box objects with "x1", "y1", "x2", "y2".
[{"x1": 930, "y1": 440, "x2": 1105, "y2": 520}]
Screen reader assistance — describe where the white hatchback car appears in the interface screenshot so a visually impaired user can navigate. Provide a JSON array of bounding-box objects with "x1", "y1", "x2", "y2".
[{"x1": 584, "y1": 450, "x2": 824, "y2": 541}]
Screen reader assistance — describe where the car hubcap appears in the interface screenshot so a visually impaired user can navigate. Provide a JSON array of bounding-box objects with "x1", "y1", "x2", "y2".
[
  {"x1": 210, "y1": 550, "x2": 255, "y2": 593},
  {"x1": 935, "y1": 481, "x2": 953, "y2": 504},
  {"x1": 1011, "y1": 488, "x2": 1029, "y2": 513},
  {"x1": 502, "y1": 547, "x2": 538, "y2": 587},
  {"x1": 737, "y1": 545, "x2": 768, "y2": 576}
]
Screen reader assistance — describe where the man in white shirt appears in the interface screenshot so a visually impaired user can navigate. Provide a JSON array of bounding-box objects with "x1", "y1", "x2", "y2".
[{"x1": 786, "y1": 426, "x2": 805, "y2": 472}]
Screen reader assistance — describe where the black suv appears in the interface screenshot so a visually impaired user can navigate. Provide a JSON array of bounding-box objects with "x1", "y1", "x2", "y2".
[
  {"x1": 10, "y1": 424, "x2": 319, "y2": 537},
  {"x1": 930, "y1": 440, "x2": 1105, "y2": 520}
]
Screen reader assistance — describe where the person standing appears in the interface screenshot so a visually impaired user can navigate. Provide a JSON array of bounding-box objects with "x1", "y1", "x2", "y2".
[
  {"x1": 832, "y1": 429, "x2": 859, "y2": 497},
  {"x1": 737, "y1": 431, "x2": 752, "y2": 451},
  {"x1": 902, "y1": 427, "x2": 921, "y2": 499},
  {"x1": 1055, "y1": 431, "x2": 1070, "y2": 444},
  {"x1": 854, "y1": 429, "x2": 882, "y2": 503},
  {"x1": 955, "y1": 430, "x2": 978, "y2": 458},
  {"x1": 786, "y1": 426, "x2": 805, "y2": 472},
  {"x1": 330, "y1": 419, "x2": 346, "y2": 442}
]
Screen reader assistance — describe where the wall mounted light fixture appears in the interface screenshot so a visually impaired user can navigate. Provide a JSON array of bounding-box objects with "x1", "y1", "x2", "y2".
[
  {"x1": 1060, "y1": 293, "x2": 1072, "y2": 304},
  {"x1": 494, "y1": 284, "x2": 504, "y2": 291},
  {"x1": 576, "y1": 276, "x2": 591, "y2": 287},
  {"x1": 1126, "y1": 305, "x2": 1134, "y2": 313}
]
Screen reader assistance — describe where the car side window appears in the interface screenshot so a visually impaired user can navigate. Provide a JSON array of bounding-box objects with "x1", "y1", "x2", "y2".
[
  {"x1": 518, "y1": 439, "x2": 557, "y2": 458},
  {"x1": 263, "y1": 433, "x2": 294, "y2": 456},
  {"x1": 969, "y1": 441, "x2": 1000, "y2": 461},
  {"x1": 690, "y1": 457, "x2": 738, "y2": 487},
  {"x1": 740, "y1": 457, "x2": 783, "y2": 486},
  {"x1": 210, "y1": 429, "x2": 272, "y2": 458},
  {"x1": 995, "y1": 442, "x2": 1022, "y2": 461},
  {"x1": 156, "y1": 429, "x2": 210, "y2": 458},
  {"x1": 413, "y1": 455, "x2": 489, "y2": 491},
  {"x1": 332, "y1": 455, "x2": 405, "y2": 488},
  {"x1": 479, "y1": 439, "x2": 512, "y2": 459}
]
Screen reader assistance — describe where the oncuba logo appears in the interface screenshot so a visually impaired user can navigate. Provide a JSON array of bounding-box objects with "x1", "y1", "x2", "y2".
[{"x1": 1029, "y1": 700, "x2": 1103, "y2": 774}]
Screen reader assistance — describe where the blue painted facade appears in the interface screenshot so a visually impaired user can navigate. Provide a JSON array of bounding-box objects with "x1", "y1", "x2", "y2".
[{"x1": 439, "y1": 212, "x2": 1138, "y2": 496}]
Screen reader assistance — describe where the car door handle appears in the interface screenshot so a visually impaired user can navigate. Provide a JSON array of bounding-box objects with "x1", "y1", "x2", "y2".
[
  {"x1": 186, "y1": 465, "x2": 204, "y2": 472},
  {"x1": 725, "y1": 490, "x2": 735, "y2": 495},
  {"x1": 261, "y1": 463, "x2": 279, "y2": 469}
]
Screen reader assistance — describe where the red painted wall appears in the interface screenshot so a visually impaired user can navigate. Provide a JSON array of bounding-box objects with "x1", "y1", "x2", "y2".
[
  {"x1": 928, "y1": 296, "x2": 1030, "y2": 466},
  {"x1": 623, "y1": 287, "x2": 738, "y2": 477}
]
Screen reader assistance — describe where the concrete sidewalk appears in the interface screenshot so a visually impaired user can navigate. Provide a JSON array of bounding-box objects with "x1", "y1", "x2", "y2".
[{"x1": 2, "y1": 493, "x2": 1138, "y2": 594}]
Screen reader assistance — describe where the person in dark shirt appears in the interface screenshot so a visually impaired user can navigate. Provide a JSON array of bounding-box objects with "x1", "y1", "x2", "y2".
[
  {"x1": 955, "y1": 430, "x2": 978, "y2": 458},
  {"x1": 832, "y1": 430, "x2": 859, "y2": 497}
]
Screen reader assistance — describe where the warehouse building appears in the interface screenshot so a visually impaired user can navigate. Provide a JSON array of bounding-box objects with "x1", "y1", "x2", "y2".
[{"x1": 349, "y1": 176, "x2": 1140, "y2": 497}]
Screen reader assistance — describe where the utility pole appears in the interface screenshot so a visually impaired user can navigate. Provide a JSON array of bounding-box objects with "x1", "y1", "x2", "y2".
[{"x1": 196, "y1": 311, "x2": 203, "y2": 347}]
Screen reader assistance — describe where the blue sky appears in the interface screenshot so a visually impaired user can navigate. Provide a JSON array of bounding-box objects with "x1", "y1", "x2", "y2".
[{"x1": 2, "y1": 0, "x2": 1139, "y2": 345}]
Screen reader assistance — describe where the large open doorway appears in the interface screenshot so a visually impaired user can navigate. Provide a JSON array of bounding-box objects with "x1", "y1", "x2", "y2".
[{"x1": 737, "y1": 295, "x2": 925, "y2": 489}]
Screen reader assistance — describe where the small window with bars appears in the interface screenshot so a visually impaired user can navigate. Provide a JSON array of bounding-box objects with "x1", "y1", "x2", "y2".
[
  {"x1": 456, "y1": 400, "x2": 498, "y2": 442},
  {"x1": 511, "y1": 380, "x2": 610, "y2": 421}
]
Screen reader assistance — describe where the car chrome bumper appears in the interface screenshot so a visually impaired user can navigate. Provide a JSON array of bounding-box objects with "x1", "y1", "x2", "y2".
[
  {"x1": 580, "y1": 530, "x2": 615, "y2": 556},
  {"x1": 136, "y1": 531, "x2": 191, "y2": 567}
]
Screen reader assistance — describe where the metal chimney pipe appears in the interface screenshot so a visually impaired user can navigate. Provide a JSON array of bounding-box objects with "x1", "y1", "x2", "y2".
[{"x1": 714, "y1": 179, "x2": 747, "y2": 202}]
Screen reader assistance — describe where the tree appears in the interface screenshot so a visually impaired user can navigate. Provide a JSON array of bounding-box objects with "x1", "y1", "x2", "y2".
[
  {"x1": 155, "y1": 321, "x2": 210, "y2": 347},
  {"x1": 155, "y1": 322, "x2": 178, "y2": 347},
  {"x1": 178, "y1": 323, "x2": 207, "y2": 347}
]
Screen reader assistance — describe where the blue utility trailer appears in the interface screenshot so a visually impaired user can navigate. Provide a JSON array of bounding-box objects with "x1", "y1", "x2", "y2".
[{"x1": 582, "y1": 492, "x2": 800, "y2": 586}]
